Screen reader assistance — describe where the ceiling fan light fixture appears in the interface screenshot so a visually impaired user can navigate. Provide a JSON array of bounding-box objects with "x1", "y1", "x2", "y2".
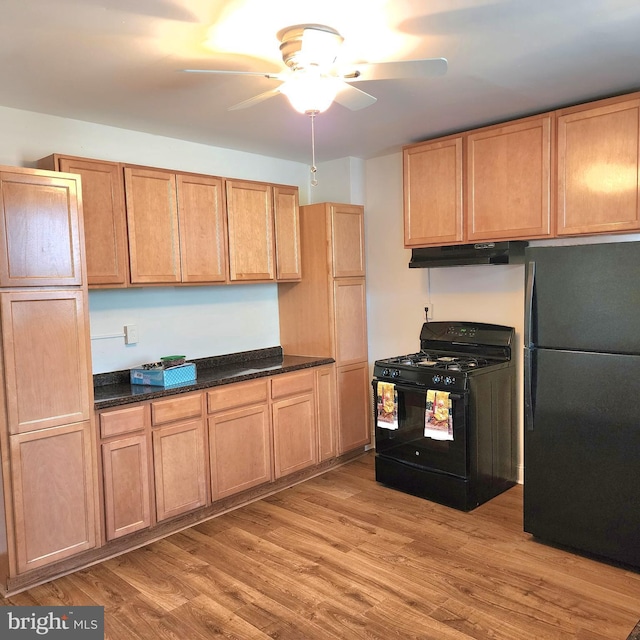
[
  {"x1": 277, "y1": 24, "x2": 343, "y2": 72},
  {"x1": 279, "y1": 71, "x2": 339, "y2": 114}
]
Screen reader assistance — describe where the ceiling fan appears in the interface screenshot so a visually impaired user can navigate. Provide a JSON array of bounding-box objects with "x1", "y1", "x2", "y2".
[{"x1": 184, "y1": 23, "x2": 448, "y2": 114}]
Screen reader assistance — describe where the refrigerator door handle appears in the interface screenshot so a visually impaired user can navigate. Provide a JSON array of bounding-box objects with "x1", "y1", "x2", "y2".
[
  {"x1": 524, "y1": 347, "x2": 535, "y2": 430},
  {"x1": 524, "y1": 260, "x2": 535, "y2": 348}
]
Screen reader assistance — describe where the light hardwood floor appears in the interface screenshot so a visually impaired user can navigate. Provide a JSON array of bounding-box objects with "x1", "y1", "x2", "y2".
[{"x1": 3, "y1": 452, "x2": 640, "y2": 639}]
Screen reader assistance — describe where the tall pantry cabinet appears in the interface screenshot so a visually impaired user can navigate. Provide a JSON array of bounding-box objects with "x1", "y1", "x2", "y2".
[
  {"x1": 278, "y1": 203, "x2": 371, "y2": 454},
  {"x1": 0, "y1": 166, "x2": 97, "y2": 590}
]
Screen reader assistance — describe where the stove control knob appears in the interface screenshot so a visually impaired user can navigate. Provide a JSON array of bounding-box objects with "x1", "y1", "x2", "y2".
[
  {"x1": 432, "y1": 375, "x2": 442, "y2": 384},
  {"x1": 391, "y1": 369, "x2": 400, "y2": 378},
  {"x1": 382, "y1": 368, "x2": 390, "y2": 377},
  {"x1": 444, "y1": 376, "x2": 455, "y2": 385}
]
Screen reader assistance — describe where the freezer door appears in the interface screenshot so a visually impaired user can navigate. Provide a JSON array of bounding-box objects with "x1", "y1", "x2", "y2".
[
  {"x1": 525, "y1": 242, "x2": 640, "y2": 353},
  {"x1": 524, "y1": 347, "x2": 640, "y2": 568}
]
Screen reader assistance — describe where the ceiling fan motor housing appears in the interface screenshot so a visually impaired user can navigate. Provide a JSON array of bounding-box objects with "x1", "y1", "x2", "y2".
[{"x1": 277, "y1": 24, "x2": 344, "y2": 71}]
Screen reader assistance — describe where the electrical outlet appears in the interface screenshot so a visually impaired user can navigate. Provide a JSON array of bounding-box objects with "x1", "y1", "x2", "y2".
[
  {"x1": 124, "y1": 324, "x2": 138, "y2": 345},
  {"x1": 424, "y1": 302, "x2": 434, "y2": 321}
]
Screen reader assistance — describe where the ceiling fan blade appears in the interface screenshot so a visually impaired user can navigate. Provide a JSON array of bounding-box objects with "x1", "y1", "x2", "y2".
[
  {"x1": 182, "y1": 69, "x2": 282, "y2": 80},
  {"x1": 333, "y1": 82, "x2": 377, "y2": 111},
  {"x1": 348, "y1": 57, "x2": 448, "y2": 82},
  {"x1": 228, "y1": 87, "x2": 282, "y2": 111}
]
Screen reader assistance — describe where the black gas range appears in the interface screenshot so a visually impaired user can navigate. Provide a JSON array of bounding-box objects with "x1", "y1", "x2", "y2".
[{"x1": 373, "y1": 321, "x2": 517, "y2": 511}]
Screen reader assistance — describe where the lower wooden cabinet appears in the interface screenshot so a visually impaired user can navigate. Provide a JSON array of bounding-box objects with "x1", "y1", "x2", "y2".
[
  {"x1": 152, "y1": 419, "x2": 208, "y2": 522},
  {"x1": 337, "y1": 361, "x2": 372, "y2": 454},
  {"x1": 92, "y1": 366, "x2": 353, "y2": 557},
  {"x1": 208, "y1": 404, "x2": 272, "y2": 500},
  {"x1": 98, "y1": 404, "x2": 152, "y2": 541},
  {"x1": 102, "y1": 434, "x2": 152, "y2": 541},
  {"x1": 150, "y1": 393, "x2": 208, "y2": 522},
  {"x1": 9, "y1": 421, "x2": 97, "y2": 574},
  {"x1": 316, "y1": 366, "x2": 337, "y2": 462},
  {"x1": 207, "y1": 379, "x2": 272, "y2": 500},
  {"x1": 271, "y1": 371, "x2": 317, "y2": 478},
  {"x1": 272, "y1": 393, "x2": 317, "y2": 479}
]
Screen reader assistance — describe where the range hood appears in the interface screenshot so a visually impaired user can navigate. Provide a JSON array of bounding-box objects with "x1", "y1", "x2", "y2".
[{"x1": 409, "y1": 241, "x2": 528, "y2": 268}]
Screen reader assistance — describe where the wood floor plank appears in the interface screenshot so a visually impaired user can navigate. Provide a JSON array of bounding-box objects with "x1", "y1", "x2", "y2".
[{"x1": 2, "y1": 451, "x2": 640, "y2": 640}]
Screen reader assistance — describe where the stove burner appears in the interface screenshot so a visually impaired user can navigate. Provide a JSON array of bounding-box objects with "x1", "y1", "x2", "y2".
[{"x1": 377, "y1": 352, "x2": 492, "y2": 374}]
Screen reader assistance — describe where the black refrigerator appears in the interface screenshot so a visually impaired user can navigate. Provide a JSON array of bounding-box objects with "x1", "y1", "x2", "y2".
[{"x1": 524, "y1": 241, "x2": 640, "y2": 568}]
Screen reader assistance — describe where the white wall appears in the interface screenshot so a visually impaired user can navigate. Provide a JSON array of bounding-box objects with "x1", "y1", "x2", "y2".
[
  {"x1": 310, "y1": 156, "x2": 365, "y2": 204},
  {"x1": 0, "y1": 106, "x2": 316, "y2": 373}
]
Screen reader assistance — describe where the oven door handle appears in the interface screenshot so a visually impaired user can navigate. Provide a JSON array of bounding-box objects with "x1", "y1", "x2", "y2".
[{"x1": 373, "y1": 380, "x2": 466, "y2": 401}]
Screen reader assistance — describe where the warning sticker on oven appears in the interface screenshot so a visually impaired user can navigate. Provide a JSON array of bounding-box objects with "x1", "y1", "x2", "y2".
[
  {"x1": 425, "y1": 390, "x2": 454, "y2": 441},
  {"x1": 376, "y1": 382, "x2": 398, "y2": 429}
]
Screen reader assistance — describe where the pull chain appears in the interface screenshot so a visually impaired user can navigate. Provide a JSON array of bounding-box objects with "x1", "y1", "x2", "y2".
[{"x1": 309, "y1": 110, "x2": 318, "y2": 187}]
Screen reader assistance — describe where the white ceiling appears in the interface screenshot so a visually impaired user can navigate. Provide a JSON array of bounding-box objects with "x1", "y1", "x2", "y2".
[{"x1": 2, "y1": 0, "x2": 640, "y2": 164}]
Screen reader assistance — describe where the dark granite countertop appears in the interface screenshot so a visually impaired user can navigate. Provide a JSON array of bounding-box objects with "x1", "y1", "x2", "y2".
[{"x1": 93, "y1": 347, "x2": 334, "y2": 410}]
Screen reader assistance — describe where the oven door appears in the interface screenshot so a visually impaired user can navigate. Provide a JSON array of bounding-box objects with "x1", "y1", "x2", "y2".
[{"x1": 373, "y1": 380, "x2": 468, "y2": 478}]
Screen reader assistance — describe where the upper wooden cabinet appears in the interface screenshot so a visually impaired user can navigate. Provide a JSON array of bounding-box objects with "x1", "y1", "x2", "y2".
[
  {"x1": 331, "y1": 204, "x2": 366, "y2": 277},
  {"x1": 0, "y1": 167, "x2": 83, "y2": 286},
  {"x1": 466, "y1": 116, "x2": 552, "y2": 241},
  {"x1": 177, "y1": 174, "x2": 228, "y2": 283},
  {"x1": 38, "y1": 155, "x2": 128, "y2": 287},
  {"x1": 556, "y1": 96, "x2": 640, "y2": 236},
  {"x1": 39, "y1": 155, "x2": 300, "y2": 287},
  {"x1": 273, "y1": 185, "x2": 301, "y2": 281},
  {"x1": 403, "y1": 136, "x2": 464, "y2": 247},
  {"x1": 404, "y1": 91, "x2": 640, "y2": 246},
  {"x1": 226, "y1": 179, "x2": 276, "y2": 282},
  {"x1": 403, "y1": 116, "x2": 552, "y2": 247},
  {"x1": 125, "y1": 167, "x2": 229, "y2": 285},
  {"x1": 124, "y1": 167, "x2": 181, "y2": 284}
]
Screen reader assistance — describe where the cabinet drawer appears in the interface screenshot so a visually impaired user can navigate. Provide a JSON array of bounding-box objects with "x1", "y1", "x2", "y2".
[
  {"x1": 271, "y1": 370, "x2": 314, "y2": 400},
  {"x1": 151, "y1": 393, "x2": 202, "y2": 426},
  {"x1": 100, "y1": 404, "x2": 147, "y2": 439},
  {"x1": 207, "y1": 379, "x2": 268, "y2": 413}
]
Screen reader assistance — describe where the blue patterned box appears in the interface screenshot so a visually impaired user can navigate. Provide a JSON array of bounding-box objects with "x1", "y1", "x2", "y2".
[{"x1": 130, "y1": 363, "x2": 196, "y2": 387}]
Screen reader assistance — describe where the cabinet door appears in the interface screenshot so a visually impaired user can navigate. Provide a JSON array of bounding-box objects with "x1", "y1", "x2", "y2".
[
  {"x1": 403, "y1": 137, "x2": 464, "y2": 246},
  {"x1": 0, "y1": 169, "x2": 82, "y2": 286},
  {"x1": 334, "y1": 278, "x2": 368, "y2": 365},
  {"x1": 337, "y1": 362, "x2": 371, "y2": 454},
  {"x1": 153, "y1": 419, "x2": 207, "y2": 521},
  {"x1": 57, "y1": 157, "x2": 128, "y2": 287},
  {"x1": 10, "y1": 421, "x2": 96, "y2": 574},
  {"x1": 331, "y1": 204, "x2": 365, "y2": 277},
  {"x1": 226, "y1": 180, "x2": 275, "y2": 282},
  {"x1": 466, "y1": 115, "x2": 552, "y2": 241},
  {"x1": 124, "y1": 167, "x2": 181, "y2": 284},
  {"x1": 272, "y1": 393, "x2": 317, "y2": 479},
  {"x1": 209, "y1": 404, "x2": 272, "y2": 500},
  {"x1": 273, "y1": 185, "x2": 301, "y2": 281},
  {"x1": 102, "y1": 434, "x2": 152, "y2": 540},
  {"x1": 1, "y1": 290, "x2": 92, "y2": 434},
  {"x1": 177, "y1": 174, "x2": 228, "y2": 283},
  {"x1": 557, "y1": 97, "x2": 640, "y2": 236},
  {"x1": 316, "y1": 366, "x2": 337, "y2": 462}
]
